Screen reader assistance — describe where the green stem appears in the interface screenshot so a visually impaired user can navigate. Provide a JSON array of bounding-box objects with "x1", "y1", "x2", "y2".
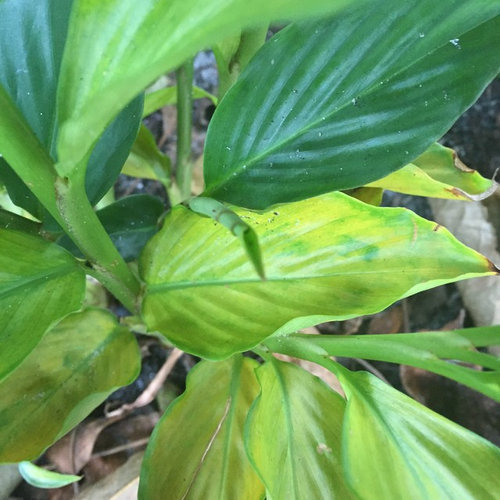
[
  {"x1": 56, "y1": 174, "x2": 140, "y2": 313},
  {"x1": 176, "y1": 58, "x2": 194, "y2": 201}
]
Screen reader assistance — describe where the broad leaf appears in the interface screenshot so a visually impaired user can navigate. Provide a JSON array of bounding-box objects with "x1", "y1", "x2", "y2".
[
  {"x1": 18, "y1": 462, "x2": 80, "y2": 489},
  {"x1": 0, "y1": 309, "x2": 140, "y2": 462},
  {"x1": 139, "y1": 356, "x2": 263, "y2": 499},
  {"x1": 140, "y1": 193, "x2": 496, "y2": 359},
  {"x1": 59, "y1": 194, "x2": 164, "y2": 262},
  {"x1": 203, "y1": 2, "x2": 500, "y2": 208},
  {"x1": 0, "y1": 0, "x2": 143, "y2": 219},
  {"x1": 55, "y1": 0, "x2": 365, "y2": 173},
  {"x1": 266, "y1": 326, "x2": 500, "y2": 401},
  {"x1": 0, "y1": 229, "x2": 85, "y2": 381},
  {"x1": 245, "y1": 359, "x2": 353, "y2": 499},
  {"x1": 339, "y1": 370, "x2": 500, "y2": 498},
  {"x1": 367, "y1": 142, "x2": 495, "y2": 200}
]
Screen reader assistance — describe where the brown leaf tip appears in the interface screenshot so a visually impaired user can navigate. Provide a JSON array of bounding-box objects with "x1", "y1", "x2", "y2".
[{"x1": 487, "y1": 259, "x2": 500, "y2": 274}]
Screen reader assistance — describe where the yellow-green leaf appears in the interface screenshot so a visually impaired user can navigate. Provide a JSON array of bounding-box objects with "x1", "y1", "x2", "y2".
[
  {"x1": 139, "y1": 356, "x2": 263, "y2": 499},
  {"x1": 122, "y1": 124, "x2": 170, "y2": 184},
  {"x1": 0, "y1": 309, "x2": 140, "y2": 462},
  {"x1": 367, "y1": 142, "x2": 495, "y2": 200},
  {"x1": 0, "y1": 229, "x2": 85, "y2": 380},
  {"x1": 245, "y1": 359, "x2": 353, "y2": 499},
  {"x1": 340, "y1": 370, "x2": 500, "y2": 499},
  {"x1": 140, "y1": 193, "x2": 496, "y2": 359}
]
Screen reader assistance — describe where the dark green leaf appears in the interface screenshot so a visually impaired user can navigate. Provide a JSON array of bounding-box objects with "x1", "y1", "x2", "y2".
[
  {"x1": 203, "y1": 2, "x2": 500, "y2": 208},
  {"x1": 339, "y1": 369, "x2": 500, "y2": 498},
  {"x1": 245, "y1": 359, "x2": 353, "y2": 499},
  {"x1": 0, "y1": 309, "x2": 140, "y2": 462},
  {"x1": 139, "y1": 356, "x2": 263, "y2": 499},
  {"x1": 0, "y1": 0, "x2": 143, "y2": 219},
  {"x1": 0, "y1": 229, "x2": 85, "y2": 381},
  {"x1": 140, "y1": 193, "x2": 495, "y2": 359},
  {"x1": 58, "y1": 194, "x2": 164, "y2": 261}
]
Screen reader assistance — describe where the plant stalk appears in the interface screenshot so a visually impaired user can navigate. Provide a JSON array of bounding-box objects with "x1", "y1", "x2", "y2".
[
  {"x1": 176, "y1": 58, "x2": 194, "y2": 201},
  {"x1": 55, "y1": 173, "x2": 140, "y2": 313}
]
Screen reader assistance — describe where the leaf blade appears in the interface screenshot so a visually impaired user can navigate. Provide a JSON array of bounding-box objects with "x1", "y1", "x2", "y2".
[
  {"x1": 339, "y1": 370, "x2": 500, "y2": 499},
  {"x1": 140, "y1": 193, "x2": 495, "y2": 359},
  {"x1": 203, "y1": 3, "x2": 500, "y2": 208},
  {"x1": 245, "y1": 359, "x2": 353, "y2": 499},
  {"x1": 139, "y1": 356, "x2": 263, "y2": 499},
  {"x1": 0, "y1": 309, "x2": 140, "y2": 463},
  {"x1": 0, "y1": 229, "x2": 85, "y2": 380}
]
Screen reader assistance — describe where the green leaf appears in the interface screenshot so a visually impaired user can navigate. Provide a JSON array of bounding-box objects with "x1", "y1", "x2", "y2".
[
  {"x1": 0, "y1": 229, "x2": 85, "y2": 381},
  {"x1": 245, "y1": 359, "x2": 353, "y2": 499},
  {"x1": 0, "y1": 308, "x2": 140, "y2": 463},
  {"x1": 139, "y1": 356, "x2": 263, "y2": 499},
  {"x1": 140, "y1": 193, "x2": 496, "y2": 359},
  {"x1": 203, "y1": 3, "x2": 500, "y2": 208},
  {"x1": 0, "y1": 0, "x2": 143, "y2": 219},
  {"x1": 122, "y1": 125, "x2": 171, "y2": 184},
  {"x1": 59, "y1": 194, "x2": 164, "y2": 262},
  {"x1": 266, "y1": 326, "x2": 500, "y2": 401},
  {"x1": 55, "y1": 0, "x2": 366, "y2": 174},
  {"x1": 188, "y1": 197, "x2": 265, "y2": 279},
  {"x1": 339, "y1": 369, "x2": 500, "y2": 499},
  {"x1": 143, "y1": 85, "x2": 218, "y2": 117},
  {"x1": 18, "y1": 462, "x2": 81, "y2": 489},
  {"x1": 0, "y1": 83, "x2": 61, "y2": 225},
  {"x1": 367, "y1": 142, "x2": 495, "y2": 200}
]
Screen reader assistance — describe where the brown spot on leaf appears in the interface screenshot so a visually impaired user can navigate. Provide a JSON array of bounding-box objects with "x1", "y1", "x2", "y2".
[
  {"x1": 444, "y1": 187, "x2": 468, "y2": 199},
  {"x1": 452, "y1": 151, "x2": 474, "y2": 173},
  {"x1": 433, "y1": 224, "x2": 442, "y2": 232}
]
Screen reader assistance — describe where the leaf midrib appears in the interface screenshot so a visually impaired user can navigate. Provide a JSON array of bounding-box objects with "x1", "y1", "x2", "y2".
[{"x1": 146, "y1": 267, "x2": 470, "y2": 294}]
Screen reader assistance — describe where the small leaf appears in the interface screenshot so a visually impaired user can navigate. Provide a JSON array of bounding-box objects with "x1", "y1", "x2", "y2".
[
  {"x1": 245, "y1": 359, "x2": 353, "y2": 499},
  {"x1": 203, "y1": 4, "x2": 500, "y2": 208},
  {"x1": 338, "y1": 369, "x2": 500, "y2": 499},
  {"x1": 122, "y1": 124, "x2": 171, "y2": 183},
  {"x1": 143, "y1": 85, "x2": 218, "y2": 117},
  {"x1": 58, "y1": 194, "x2": 164, "y2": 262},
  {"x1": 367, "y1": 142, "x2": 495, "y2": 200},
  {"x1": 0, "y1": 309, "x2": 140, "y2": 462},
  {"x1": 188, "y1": 197, "x2": 265, "y2": 278},
  {"x1": 139, "y1": 356, "x2": 263, "y2": 499},
  {"x1": 140, "y1": 193, "x2": 496, "y2": 359},
  {"x1": 0, "y1": 229, "x2": 85, "y2": 380},
  {"x1": 18, "y1": 462, "x2": 81, "y2": 489}
]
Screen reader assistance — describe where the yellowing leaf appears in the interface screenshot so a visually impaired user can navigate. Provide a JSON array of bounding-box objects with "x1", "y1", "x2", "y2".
[
  {"x1": 367, "y1": 142, "x2": 495, "y2": 200},
  {"x1": 140, "y1": 193, "x2": 496, "y2": 359}
]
